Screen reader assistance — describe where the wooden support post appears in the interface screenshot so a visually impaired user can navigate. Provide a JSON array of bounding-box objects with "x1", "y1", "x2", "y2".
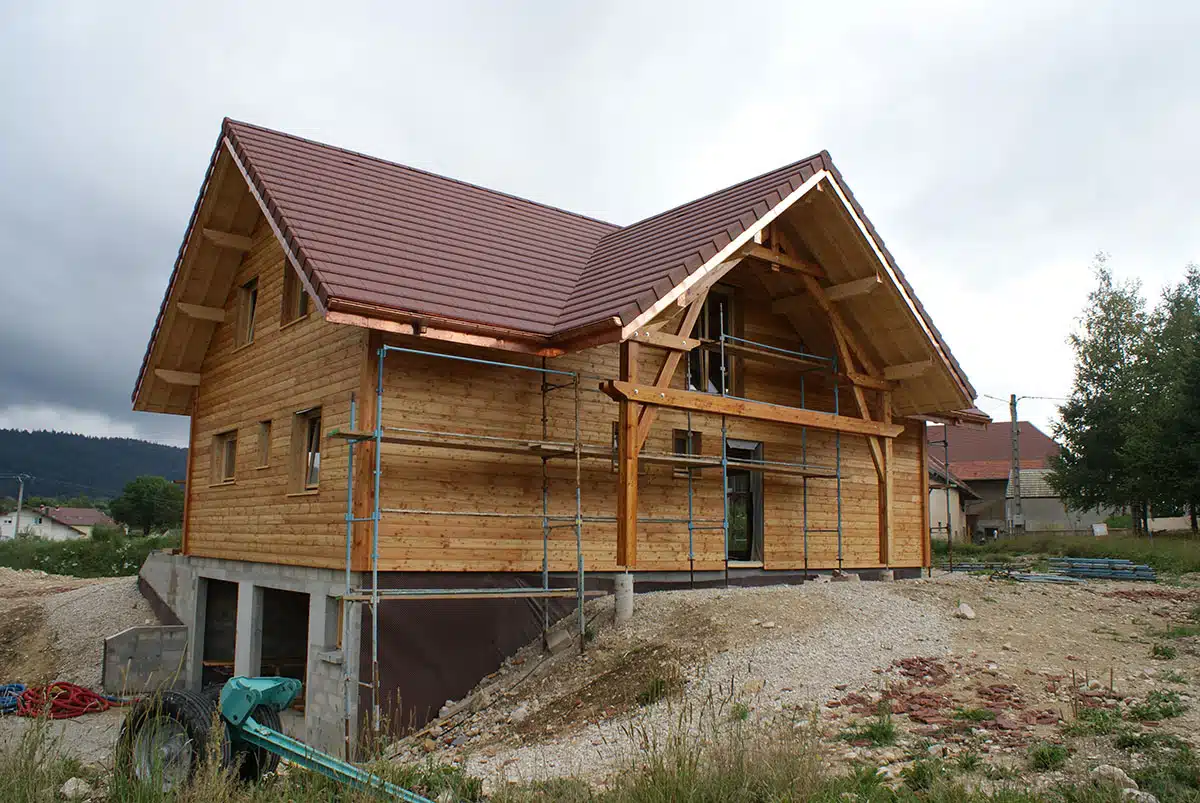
[
  {"x1": 617, "y1": 340, "x2": 640, "y2": 568},
  {"x1": 880, "y1": 391, "x2": 895, "y2": 566},
  {"x1": 919, "y1": 420, "x2": 930, "y2": 570},
  {"x1": 351, "y1": 330, "x2": 382, "y2": 571}
]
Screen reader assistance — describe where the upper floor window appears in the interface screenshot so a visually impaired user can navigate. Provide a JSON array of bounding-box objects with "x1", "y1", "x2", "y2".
[
  {"x1": 292, "y1": 408, "x2": 322, "y2": 491},
  {"x1": 672, "y1": 429, "x2": 703, "y2": 478},
  {"x1": 280, "y1": 264, "x2": 309, "y2": 325},
  {"x1": 257, "y1": 420, "x2": 272, "y2": 468},
  {"x1": 212, "y1": 430, "x2": 238, "y2": 483},
  {"x1": 687, "y1": 289, "x2": 737, "y2": 394},
  {"x1": 235, "y1": 278, "x2": 258, "y2": 347}
]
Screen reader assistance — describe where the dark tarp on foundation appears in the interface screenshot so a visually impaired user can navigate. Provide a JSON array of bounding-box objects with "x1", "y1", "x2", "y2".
[{"x1": 358, "y1": 573, "x2": 579, "y2": 733}]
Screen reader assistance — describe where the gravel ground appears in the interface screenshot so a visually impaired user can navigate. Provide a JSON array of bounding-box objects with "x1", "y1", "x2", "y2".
[
  {"x1": 400, "y1": 576, "x2": 955, "y2": 784},
  {"x1": 42, "y1": 577, "x2": 157, "y2": 688}
]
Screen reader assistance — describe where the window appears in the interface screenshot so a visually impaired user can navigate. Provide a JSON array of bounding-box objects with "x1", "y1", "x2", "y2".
[
  {"x1": 257, "y1": 420, "x2": 272, "y2": 468},
  {"x1": 725, "y1": 439, "x2": 764, "y2": 562},
  {"x1": 687, "y1": 289, "x2": 737, "y2": 394},
  {"x1": 235, "y1": 278, "x2": 258, "y2": 347},
  {"x1": 672, "y1": 429, "x2": 703, "y2": 478},
  {"x1": 280, "y1": 264, "x2": 309, "y2": 325},
  {"x1": 212, "y1": 430, "x2": 238, "y2": 483},
  {"x1": 292, "y1": 408, "x2": 322, "y2": 491}
]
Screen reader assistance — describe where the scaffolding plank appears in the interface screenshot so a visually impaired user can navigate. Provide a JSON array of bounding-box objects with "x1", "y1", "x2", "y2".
[
  {"x1": 328, "y1": 429, "x2": 610, "y2": 459},
  {"x1": 342, "y1": 588, "x2": 607, "y2": 602},
  {"x1": 703, "y1": 339, "x2": 828, "y2": 371}
]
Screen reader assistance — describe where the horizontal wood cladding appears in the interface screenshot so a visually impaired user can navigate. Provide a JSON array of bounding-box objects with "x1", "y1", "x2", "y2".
[
  {"x1": 369, "y1": 278, "x2": 929, "y2": 573},
  {"x1": 185, "y1": 218, "x2": 363, "y2": 568}
]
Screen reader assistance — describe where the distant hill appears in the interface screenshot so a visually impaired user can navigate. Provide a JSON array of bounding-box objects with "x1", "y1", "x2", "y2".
[{"x1": 0, "y1": 430, "x2": 187, "y2": 499}]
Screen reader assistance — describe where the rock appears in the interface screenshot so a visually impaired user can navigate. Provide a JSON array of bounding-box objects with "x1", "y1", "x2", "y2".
[
  {"x1": 429, "y1": 724, "x2": 444, "y2": 738},
  {"x1": 509, "y1": 704, "x2": 529, "y2": 724},
  {"x1": 1121, "y1": 791, "x2": 1158, "y2": 803},
  {"x1": 1002, "y1": 643, "x2": 1015, "y2": 652},
  {"x1": 956, "y1": 602, "x2": 976, "y2": 620},
  {"x1": 59, "y1": 778, "x2": 93, "y2": 800},
  {"x1": 1092, "y1": 764, "x2": 1138, "y2": 790},
  {"x1": 927, "y1": 743, "x2": 947, "y2": 757},
  {"x1": 876, "y1": 763, "x2": 904, "y2": 781},
  {"x1": 743, "y1": 678, "x2": 766, "y2": 694},
  {"x1": 761, "y1": 621, "x2": 777, "y2": 629},
  {"x1": 421, "y1": 738, "x2": 438, "y2": 753}
]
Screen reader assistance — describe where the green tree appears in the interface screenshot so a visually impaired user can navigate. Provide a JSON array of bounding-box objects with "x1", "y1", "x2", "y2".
[
  {"x1": 1049, "y1": 256, "x2": 1148, "y2": 518},
  {"x1": 108, "y1": 475, "x2": 184, "y2": 536}
]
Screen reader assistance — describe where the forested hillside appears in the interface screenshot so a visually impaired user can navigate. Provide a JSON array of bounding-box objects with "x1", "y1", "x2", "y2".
[{"x1": 0, "y1": 429, "x2": 186, "y2": 499}]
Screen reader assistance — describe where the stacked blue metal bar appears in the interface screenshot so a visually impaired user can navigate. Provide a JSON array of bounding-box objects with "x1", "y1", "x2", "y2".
[{"x1": 1049, "y1": 557, "x2": 1157, "y2": 581}]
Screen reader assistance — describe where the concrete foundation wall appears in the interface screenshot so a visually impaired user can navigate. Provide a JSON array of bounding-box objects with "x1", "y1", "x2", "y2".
[
  {"x1": 102, "y1": 625, "x2": 188, "y2": 694},
  {"x1": 140, "y1": 551, "x2": 362, "y2": 756}
]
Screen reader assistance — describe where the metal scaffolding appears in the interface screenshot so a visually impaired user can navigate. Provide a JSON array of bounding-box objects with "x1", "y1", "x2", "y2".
[{"x1": 335, "y1": 316, "x2": 851, "y2": 736}]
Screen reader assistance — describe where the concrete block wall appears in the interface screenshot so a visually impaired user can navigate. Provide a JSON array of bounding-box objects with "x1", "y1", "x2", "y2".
[
  {"x1": 140, "y1": 552, "x2": 362, "y2": 756},
  {"x1": 102, "y1": 625, "x2": 188, "y2": 694}
]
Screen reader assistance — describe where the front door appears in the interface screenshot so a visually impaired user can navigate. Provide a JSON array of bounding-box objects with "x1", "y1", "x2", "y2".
[{"x1": 726, "y1": 440, "x2": 763, "y2": 562}]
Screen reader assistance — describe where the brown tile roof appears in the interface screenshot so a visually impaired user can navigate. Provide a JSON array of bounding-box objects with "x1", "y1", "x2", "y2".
[
  {"x1": 43, "y1": 507, "x2": 117, "y2": 528},
  {"x1": 928, "y1": 421, "x2": 1059, "y2": 481},
  {"x1": 225, "y1": 121, "x2": 619, "y2": 337}
]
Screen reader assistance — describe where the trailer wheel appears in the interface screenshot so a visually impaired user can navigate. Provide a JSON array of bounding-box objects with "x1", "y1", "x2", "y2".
[
  {"x1": 116, "y1": 689, "x2": 231, "y2": 792},
  {"x1": 201, "y1": 682, "x2": 283, "y2": 781}
]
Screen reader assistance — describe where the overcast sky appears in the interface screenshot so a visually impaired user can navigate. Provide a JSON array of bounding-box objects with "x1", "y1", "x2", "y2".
[{"x1": 1, "y1": 0, "x2": 1197, "y2": 447}]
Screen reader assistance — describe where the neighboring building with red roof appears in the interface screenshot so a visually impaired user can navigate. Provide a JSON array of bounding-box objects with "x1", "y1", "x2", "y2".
[
  {"x1": 927, "y1": 421, "x2": 1104, "y2": 539},
  {"x1": 0, "y1": 506, "x2": 117, "y2": 541}
]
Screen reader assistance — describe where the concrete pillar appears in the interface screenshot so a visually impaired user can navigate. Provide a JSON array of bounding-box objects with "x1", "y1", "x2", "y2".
[
  {"x1": 234, "y1": 581, "x2": 263, "y2": 677},
  {"x1": 184, "y1": 575, "x2": 208, "y2": 692},
  {"x1": 615, "y1": 573, "x2": 634, "y2": 622}
]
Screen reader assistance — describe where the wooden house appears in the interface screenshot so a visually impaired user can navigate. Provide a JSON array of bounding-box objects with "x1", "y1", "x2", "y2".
[{"x1": 133, "y1": 119, "x2": 981, "y2": 750}]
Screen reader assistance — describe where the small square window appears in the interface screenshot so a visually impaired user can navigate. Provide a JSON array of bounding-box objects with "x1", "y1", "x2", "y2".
[
  {"x1": 672, "y1": 429, "x2": 703, "y2": 478},
  {"x1": 212, "y1": 430, "x2": 238, "y2": 483},
  {"x1": 280, "y1": 264, "x2": 309, "y2": 325},
  {"x1": 235, "y1": 278, "x2": 258, "y2": 347},
  {"x1": 257, "y1": 421, "x2": 271, "y2": 468},
  {"x1": 292, "y1": 408, "x2": 322, "y2": 491}
]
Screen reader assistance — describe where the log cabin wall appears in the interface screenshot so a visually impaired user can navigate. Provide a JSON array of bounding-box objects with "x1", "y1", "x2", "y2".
[
  {"x1": 368, "y1": 276, "x2": 927, "y2": 573},
  {"x1": 185, "y1": 218, "x2": 364, "y2": 568}
]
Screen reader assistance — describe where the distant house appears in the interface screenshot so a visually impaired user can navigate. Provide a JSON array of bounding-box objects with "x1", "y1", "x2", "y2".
[
  {"x1": 927, "y1": 456, "x2": 979, "y2": 544},
  {"x1": 926, "y1": 421, "x2": 1104, "y2": 538},
  {"x1": 0, "y1": 506, "x2": 117, "y2": 541}
]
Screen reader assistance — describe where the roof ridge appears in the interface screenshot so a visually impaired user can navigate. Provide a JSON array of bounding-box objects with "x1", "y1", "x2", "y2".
[{"x1": 222, "y1": 118, "x2": 622, "y2": 231}]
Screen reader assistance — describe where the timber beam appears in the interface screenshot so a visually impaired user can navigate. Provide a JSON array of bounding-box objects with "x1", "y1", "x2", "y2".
[
  {"x1": 826, "y1": 274, "x2": 882, "y2": 301},
  {"x1": 627, "y1": 328, "x2": 700, "y2": 352},
  {"x1": 616, "y1": 341, "x2": 641, "y2": 568},
  {"x1": 602, "y1": 381, "x2": 904, "y2": 438},
  {"x1": 155, "y1": 369, "x2": 202, "y2": 386},
  {"x1": 746, "y1": 245, "x2": 823, "y2": 277},
  {"x1": 176, "y1": 302, "x2": 226, "y2": 322},
  {"x1": 201, "y1": 227, "x2": 254, "y2": 252}
]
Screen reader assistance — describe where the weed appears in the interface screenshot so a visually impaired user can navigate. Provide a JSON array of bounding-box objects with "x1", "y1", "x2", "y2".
[
  {"x1": 1190, "y1": 604, "x2": 1200, "y2": 622},
  {"x1": 728, "y1": 702, "x2": 751, "y2": 722},
  {"x1": 983, "y1": 763, "x2": 1020, "y2": 780},
  {"x1": 1162, "y1": 623, "x2": 1200, "y2": 639},
  {"x1": 902, "y1": 758, "x2": 945, "y2": 791},
  {"x1": 1152, "y1": 643, "x2": 1179, "y2": 660},
  {"x1": 1028, "y1": 741, "x2": 1069, "y2": 771},
  {"x1": 1061, "y1": 706, "x2": 1123, "y2": 736},
  {"x1": 955, "y1": 751, "x2": 982, "y2": 772},
  {"x1": 0, "y1": 531, "x2": 180, "y2": 577},
  {"x1": 1130, "y1": 689, "x2": 1187, "y2": 721},
  {"x1": 1133, "y1": 744, "x2": 1200, "y2": 801},
  {"x1": 1160, "y1": 669, "x2": 1188, "y2": 684},
  {"x1": 953, "y1": 707, "x2": 996, "y2": 722},
  {"x1": 1115, "y1": 729, "x2": 1186, "y2": 751},
  {"x1": 636, "y1": 677, "x2": 670, "y2": 707},
  {"x1": 840, "y1": 702, "x2": 897, "y2": 746}
]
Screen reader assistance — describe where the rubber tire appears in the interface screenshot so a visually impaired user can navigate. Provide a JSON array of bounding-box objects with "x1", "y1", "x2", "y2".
[
  {"x1": 116, "y1": 688, "x2": 231, "y2": 790},
  {"x1": 201, "y1": 682, "x2": 283, "y2": 782}
]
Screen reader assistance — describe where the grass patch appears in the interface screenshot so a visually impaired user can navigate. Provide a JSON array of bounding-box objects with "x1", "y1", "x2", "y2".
[
  {"x1": 0, "y1": 531, "x2": 179, "y2": 577},
  {"x1": 1062, "y1": 706, "x2": 1123, "y2": 736},
  {"x1": 902, "y1": 758, "x2": 947, "y2": 791},
  {"x1": 1160, "y1": 669, "x2": 1188, "y2": 684},
  {"x1": 933, "y1": 531, "x2": 1200, "y2": 575},
  {"x1": 1132, "y1": 744, "x2": 1200, "y2": 802},
  {"x1": 1028, "y1": 741, "x2": 1070, "y2": 771},
  {"x1": 728, "y1": 702, "x2": 751, "y2": 722},
  {"x1": 955, "y1": 751, "x2": 982, "y2": 772},
  {"x1": 1130, "y1": 689, "x2": 1188, "y2": 721},
  {"x1": 1161, "y1": 623, "x2": 1200, "y2": 639},
  {"x1": 841, "y1": 703, "x2": 897, "y2": 746},
  {"x1": 1152, "y1": 643, "x2": 1178, "y2": 660},
  {"x1": 635, "y1": 677, "x2": 671, "y2": 707},
  {"x1": 954, "y1": 707, "x2": 997, "y2": 722},
  {"x1": 1115, "y1": 729, "x2": 1187, "y2": 751}
]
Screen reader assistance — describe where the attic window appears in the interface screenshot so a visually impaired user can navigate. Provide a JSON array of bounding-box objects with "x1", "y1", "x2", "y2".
[
  {"x1": 687, "y1": 289, "x2": 739, "y2": 394},
  {"x1": 235, "y1": 278, "x2": 258, "y2": 347},
  {"x1": 672, "y1": 429, "x2": 702, "y2": 478},
  {"x1": 281, "y1": 265, "x2": 309, "y2": 325}
]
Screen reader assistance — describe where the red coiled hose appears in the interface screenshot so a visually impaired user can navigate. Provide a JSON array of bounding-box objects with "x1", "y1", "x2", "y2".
[{"x1": 15, "y1": 682, "x2": 125, "y2": 719}]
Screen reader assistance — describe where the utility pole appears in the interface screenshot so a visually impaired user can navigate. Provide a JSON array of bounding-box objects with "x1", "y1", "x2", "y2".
[
  {"x1": 1010, "y1": 394, "x2": 1023, "y2": 532},
  {"x1": 1, "y1": 474, "x2": 27, "y2": 539}
]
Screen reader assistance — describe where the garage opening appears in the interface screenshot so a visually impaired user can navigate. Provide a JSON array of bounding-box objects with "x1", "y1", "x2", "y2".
[{"x1": 261, "y1": 588, "x2": 309, "y2": 688}]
